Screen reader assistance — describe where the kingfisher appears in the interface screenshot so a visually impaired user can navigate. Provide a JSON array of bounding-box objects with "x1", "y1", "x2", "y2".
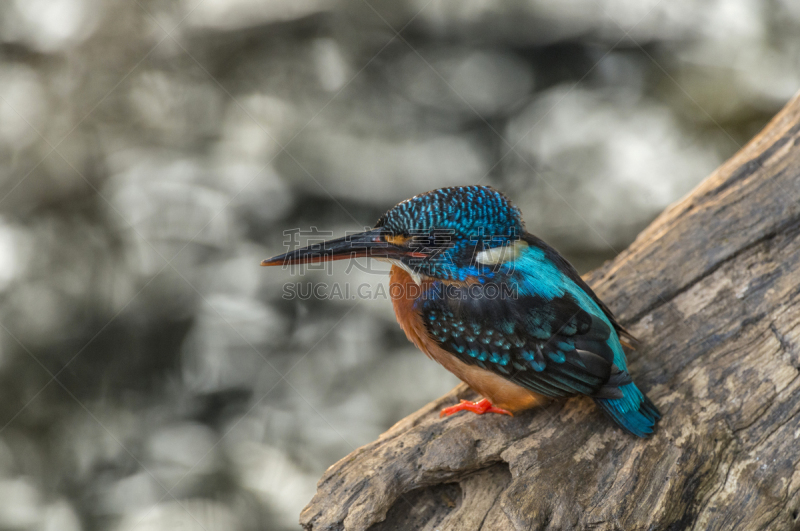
[{"x1": 262, "y1": 186, "x2": 660, "y2": 437}]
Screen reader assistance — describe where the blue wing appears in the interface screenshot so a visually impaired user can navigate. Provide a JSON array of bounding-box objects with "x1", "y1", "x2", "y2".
[{"x1": 420, "y1": 289, "x2": 630, "y2": 400}]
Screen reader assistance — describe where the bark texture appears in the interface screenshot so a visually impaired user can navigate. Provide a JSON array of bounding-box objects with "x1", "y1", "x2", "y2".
[{"x1": 300, "y1": 91, "x2": 800, "y2": 531}]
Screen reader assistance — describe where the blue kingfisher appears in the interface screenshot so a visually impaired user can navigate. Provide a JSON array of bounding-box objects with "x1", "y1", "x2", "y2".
[{"x1": 262, "y1": 186, "x2": 660, "y2": 437}]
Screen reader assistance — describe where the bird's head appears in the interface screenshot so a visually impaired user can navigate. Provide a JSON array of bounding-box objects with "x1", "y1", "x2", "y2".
[{"x1": 261, "y1": 185, "x2": 525, "y2": 283}]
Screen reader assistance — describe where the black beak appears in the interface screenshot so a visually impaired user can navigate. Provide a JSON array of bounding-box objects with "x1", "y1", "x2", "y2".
[{"x1": 261, "y1": 228, "x2": 424, "y2": 267}]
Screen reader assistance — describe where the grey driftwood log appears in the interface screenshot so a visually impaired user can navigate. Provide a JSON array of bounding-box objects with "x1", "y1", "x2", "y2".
[{"x1": 300, "y1": 91, "x2": 800, "y2": 531}]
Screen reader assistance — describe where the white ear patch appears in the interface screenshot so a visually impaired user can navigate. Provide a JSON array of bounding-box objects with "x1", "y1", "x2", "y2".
[{"x1": 475, "y1": 240, "x2": 527, "y2": 265}]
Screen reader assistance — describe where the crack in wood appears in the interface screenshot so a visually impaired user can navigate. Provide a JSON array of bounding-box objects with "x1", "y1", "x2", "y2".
[
  {"x1": 627, "y1": 214, "x2": 800, "y2": 326},
  {"x1": 771, "y1": 322, "x2": 798, "y2": 367}
]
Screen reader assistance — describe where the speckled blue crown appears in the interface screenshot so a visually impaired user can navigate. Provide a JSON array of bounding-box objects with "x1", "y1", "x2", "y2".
[
  {"x1": 376, "y1": 186, "x2": 524, "y2": 241},
  {"x1": 376, "y1": 186, "x2": 524, "y2": 281}
]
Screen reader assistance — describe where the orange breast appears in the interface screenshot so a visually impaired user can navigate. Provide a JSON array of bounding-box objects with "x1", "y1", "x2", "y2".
[{"x1": 389, "y1": 266, "x2": 544, "y2": 412}]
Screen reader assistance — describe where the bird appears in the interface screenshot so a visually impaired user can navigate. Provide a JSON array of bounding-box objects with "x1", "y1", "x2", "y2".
[{"x1": 261, "y1": 185, "x2": 660, "y2": 437}]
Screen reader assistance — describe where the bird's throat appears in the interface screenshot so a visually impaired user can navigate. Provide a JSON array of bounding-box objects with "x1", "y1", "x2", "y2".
[{"x1": 382, "y1": 258, "x2": 423, "y2": 285}]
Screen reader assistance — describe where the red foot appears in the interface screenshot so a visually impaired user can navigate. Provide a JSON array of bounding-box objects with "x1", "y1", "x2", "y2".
[{"x1": 439, "y1": 398, "x2": 513, "y2": 418}]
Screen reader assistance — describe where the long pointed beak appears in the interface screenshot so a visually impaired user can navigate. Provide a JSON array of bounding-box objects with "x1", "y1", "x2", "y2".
[{"x1": 261, "y1": 228, "x2": 422, "y2": 267}]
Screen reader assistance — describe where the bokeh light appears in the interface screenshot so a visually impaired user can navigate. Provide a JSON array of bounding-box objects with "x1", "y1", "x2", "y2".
[{"x1": 0, "y1": 1, "x2": 797, "y2": 529}]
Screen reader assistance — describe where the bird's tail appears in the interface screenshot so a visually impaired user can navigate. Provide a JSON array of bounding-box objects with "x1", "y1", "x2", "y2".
[{"x1": 594, "y1": 383, "x2": 660, "y2": 438}]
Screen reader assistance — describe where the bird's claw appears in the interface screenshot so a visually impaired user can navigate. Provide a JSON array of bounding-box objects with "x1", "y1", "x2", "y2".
[{"x1": 439, "y1": 398, "x2": 513, "y2": 418}]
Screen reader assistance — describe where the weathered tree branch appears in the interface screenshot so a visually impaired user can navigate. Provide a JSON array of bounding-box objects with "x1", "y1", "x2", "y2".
[{"x1": 300, "y1": 91, "x2": 800, "y2": 531}]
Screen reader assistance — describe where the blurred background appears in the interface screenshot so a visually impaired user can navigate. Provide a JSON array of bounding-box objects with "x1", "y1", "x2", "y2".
[{"x1": 0, "y1": 0, "x2": 798, "y2": 529}]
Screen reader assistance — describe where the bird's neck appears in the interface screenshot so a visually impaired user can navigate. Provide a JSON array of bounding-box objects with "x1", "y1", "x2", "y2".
[{"x1": 389, "y1": 265, "x2": 435, "y2": 356}]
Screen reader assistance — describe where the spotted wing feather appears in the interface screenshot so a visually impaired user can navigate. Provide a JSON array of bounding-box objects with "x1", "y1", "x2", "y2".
[{"x1": 421, "y1": 291, "x2": 629, "y2": 400}]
